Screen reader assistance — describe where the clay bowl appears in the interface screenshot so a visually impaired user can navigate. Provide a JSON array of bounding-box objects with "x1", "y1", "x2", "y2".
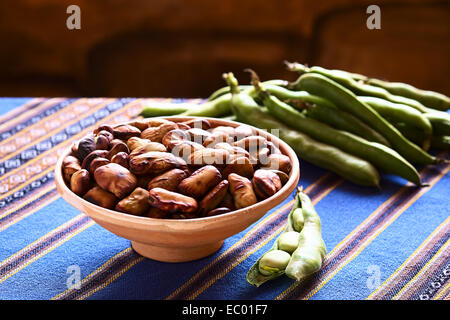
[{"x1": 55, "y1": 116, "x2": 300, "y2": 262}]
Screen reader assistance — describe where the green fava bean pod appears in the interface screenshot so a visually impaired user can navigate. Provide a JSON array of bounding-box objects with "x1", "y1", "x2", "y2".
[
  {"x1": 394, "y1": 123, "x2": 450, "y2": 151},
  {"x1": 181, "y1": 92, "x2": 232, "y2": 118},
  {"x1": 423, "y1": 112, "x2": 450, "y2": 136},
  {"x1": 207, "y1": 85, "x2": 251, "y2": 101},
  {"x1": 285, "y1": 189, "x2": 327, "y2": 281},
  {"x1": 303, "y1": 103, "x2": 391, "y2": 147},
  {"x1": 139, "y1": 104, "x2": 189, "y2": 117},
  {"x1": 367, "y1": 78, "x2": 450, "y2": 112},
  {"x1": 296, "y1": 73, "x2": 442, "y2": 165},
  {"x1": 223, "y1": 72, "x2": 381, "y2": 188},
  {"x1": 358, "y1": 96, "x2": 433, "y2": 150},
  {"x1": 252, "y1": 84, "x2": 336, "y2": 109},
  {"x1": 246, "y1": 193, "x2": 302, "y2": 286}
]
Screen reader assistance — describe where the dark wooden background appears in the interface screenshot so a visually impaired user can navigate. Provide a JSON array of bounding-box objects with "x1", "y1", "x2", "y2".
[{"x1": 0, "y1": 0, "x2": 449, "y2": 98}]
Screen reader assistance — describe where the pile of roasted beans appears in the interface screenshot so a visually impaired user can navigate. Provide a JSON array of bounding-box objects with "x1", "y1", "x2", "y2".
[{"x1": 62, "y1": 118, "x2": 291, "y2": 219}]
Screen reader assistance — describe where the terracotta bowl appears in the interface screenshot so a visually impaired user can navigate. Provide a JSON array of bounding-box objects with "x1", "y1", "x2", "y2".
[{"x1": 55, "y1": 116, "x2": 300, "y2": 262}]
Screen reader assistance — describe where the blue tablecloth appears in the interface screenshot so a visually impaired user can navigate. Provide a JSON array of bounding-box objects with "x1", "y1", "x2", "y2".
[{"x1": 0, "y1": 98, "x2": 448, "y2": 300}]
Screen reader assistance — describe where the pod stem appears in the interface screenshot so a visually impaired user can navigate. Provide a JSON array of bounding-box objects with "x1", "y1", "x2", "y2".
[
  {"x1": 222, "y1": 72, "x2": 241, "y2": 95},
  {"x1": 284, "y1": 61, "x2": 310, "y2": 74},
  {"x1": 245, "y1": 68, "x2": 270, "y2": 101}
]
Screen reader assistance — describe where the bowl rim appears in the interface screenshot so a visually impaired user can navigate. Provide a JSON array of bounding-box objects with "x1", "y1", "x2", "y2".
[{"x1": 55, "y1": 116, "x2": 300, "y2": 227}]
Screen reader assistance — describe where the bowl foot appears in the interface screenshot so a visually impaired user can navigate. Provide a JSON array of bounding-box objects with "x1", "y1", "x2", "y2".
[{"x1": 131, "y1": 240, "x2": 224, "y2": 263}]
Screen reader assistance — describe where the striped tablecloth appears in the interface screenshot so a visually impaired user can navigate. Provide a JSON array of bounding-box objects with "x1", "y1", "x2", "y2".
[{"x1": 0, "y1": 97, "x2": 448, "y2": 300}]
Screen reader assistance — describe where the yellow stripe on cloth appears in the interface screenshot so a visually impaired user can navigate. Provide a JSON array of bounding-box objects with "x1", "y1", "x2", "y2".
[
  {"x1": 0, "y1": 214, "x2": 95, "y2": 284},
  {"x1": 392, "y1": 239, "x2": 450, "y2": 300},
  {"x1": 0, "y1": 190, "x2": 60, "y2": 233},
  {"x1": 433, "y1": 281, "x2": 450, "y2": 300},
  {"x1": 367, "y1": 217, "x2": 450, "y2": 300},
  {"x1": 0, "y1": 98, "x2": 64, "y2": 132},
  {"x1": 0, "y1": 98, "x2": 113, "y2": 161},
  {"x1": 52, "y1": 248, "x2": 144, "y2": 300},
  {"x1": 0, "y1": 98, "x2": 44, "y2": 125}
]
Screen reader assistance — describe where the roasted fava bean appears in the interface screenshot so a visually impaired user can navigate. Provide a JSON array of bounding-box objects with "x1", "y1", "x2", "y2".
[
  {"x1": 94, "y1": 163, "x2": 137, "y2": 199},
  {"x1": 263, "y1": 154, "x2": 292, "y2": 174},
  {"x1": 111, "y1": 152, "x2": 129, "y2": 169},
  {"x1": 148, "y1": 187, "x2": 198, "y2": 213},
  {"x1": 127, "y1": 119, "x2": 150, "y2": 131},
  {"x1": 252, "y1": 169, "x2": 282, "y2": 199},
  {"x1": 97, "y1": 130, "x2": 114, "y2": 144},
  {"x1": 94, "y1": 134, "x2": 110, "y2": 150},
  {"x1": 129, "y1": 151, "x2": 187, "y2": 175},
  {"x1": 141, "y1": 122, "x2": 178, "y2": 142},
  {"x1": 187, "y1": 128, "x2": 212, "y2": 144},
  {"x1": 62, "y1": 155, "x2": 82, "y2": 182},
  {"x1": 255, "y1": 147, "x2": 271, "y2": 166},
  {"x1": 222, "y1": 156, "x2": 254, "y2": 179},
  {"x1": 189, "y1": 148, "x2": 229, "y2": 166},
  {"x1": 81, "y1": 150, "x2": 109, "y2": 172},
  {"x1": 203, "y1": 132, "x2": 233, "y2": 148},
  {"x1": 170, "y1": 140, "x2": 205, "y2": 160},
  {"x1": 182, "y1": 119, "x2": 212, "y2": 130},
  {"x1": 210, "y1": 126, "x2": 236, "y2": 136},
  {"x1": 214, "y1": 143, "x2": 250, "y2": 159},
  {"x1": 107, "y1": 140, "x2": 129, "y2": 160},
  {"x1": 144, "y1": 118, "x2": 173, "y2": 128},
  {"x1": 178, "y1": 165, "x2": 222, "y2": 198},
  {"x1": 234, "y1": 125, "x2": 256, "y2": 141},
  {"x1": 268, "y1": 169, "x2": 290, "y2": 185},
  {"x1": 228, "y1": 173, "x2": 258, "y2": 209},
  {"x1": 115, "y1": 187, "x2": 150, "y2": 216},
  {"x1": 112, "y1": 124, "x2": 141, "y2": 140},
  {"x1": 198, "y1": 180, "x2": 229, "y2": 216},
  {"x1": 126, "y1": 137, "x2": 152, "y2": 151},
  {"x1": 234, "y1": 136, "x2": 267, "y2": 151},
  {"x1": 93, "y1": 124, "x2": 114, "y2": 135},
  {"x1": 83, "y1": 186, "x2": 118, "y2": 209},
  {"x1": 129, "y1": 142, "x2": 167, "y2": 159},
  {"x1": 266, "y1": 141, "x2": 282, "y2": 155},
  {"x1": 161, "y1": 129, "x2": 189, "y2": 150},
  {"x1": 89, "y1": 157, "x2": 110, "y2": 176},
  {"x1": 177, "y1": 122, "x2": 191, "y2": 131},
  {"x1": 148, "y1": 168, "x2": 188, "y2": 191},
  {"x1": 70, "y1": 169, "x2": 92, "y2": 196},
  {"x1": 77, "y1": 134, "x2": 97, "y2": 161}
]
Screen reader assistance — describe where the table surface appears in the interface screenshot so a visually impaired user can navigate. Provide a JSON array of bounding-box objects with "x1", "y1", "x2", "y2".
[{"x1": 0, "y1": 97, "x2": 448, "y2": 300}]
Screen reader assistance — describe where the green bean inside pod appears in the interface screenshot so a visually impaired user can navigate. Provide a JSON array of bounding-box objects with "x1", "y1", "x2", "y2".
[{"x1": 246, "y1": 191, "x2": 302, "y2": 286}]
